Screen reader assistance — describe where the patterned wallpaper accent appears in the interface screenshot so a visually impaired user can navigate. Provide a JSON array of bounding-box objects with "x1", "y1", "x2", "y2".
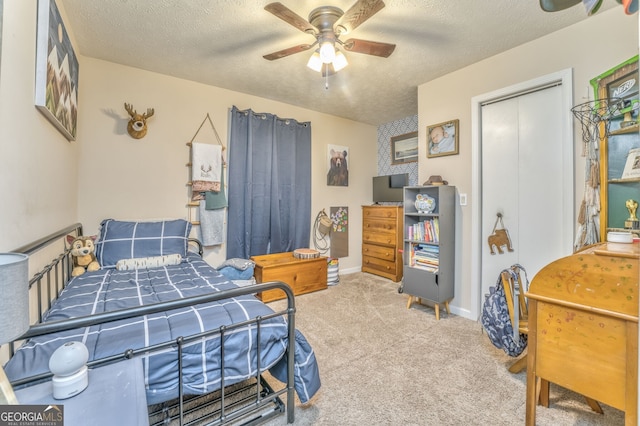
[{"x1": 377, "y1": 115, "x2": 419, "y2": 185}]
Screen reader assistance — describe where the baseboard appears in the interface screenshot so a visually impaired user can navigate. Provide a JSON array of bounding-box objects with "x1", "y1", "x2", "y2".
[
  {"x1": 339, "y1": 266, "x2": 361, "y2": 275},
  {"x1": 449, "y1": 305, "x2": 473, "y2": 321}
]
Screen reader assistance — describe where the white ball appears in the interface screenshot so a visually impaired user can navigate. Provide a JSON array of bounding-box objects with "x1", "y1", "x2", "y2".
[{"x1": 49, "y1": 341, "x2": 89, "y2": 376}]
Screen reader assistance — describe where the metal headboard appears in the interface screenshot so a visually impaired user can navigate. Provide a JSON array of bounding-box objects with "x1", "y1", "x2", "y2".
[{"x1": 10, "y1": 223, "x2": 83, "y2": 354}]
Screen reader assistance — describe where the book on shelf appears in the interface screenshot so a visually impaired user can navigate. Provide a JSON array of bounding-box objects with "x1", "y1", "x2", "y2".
[
  {"x1": 406, "y1": 218, "x2": 440, "y2": 242},
  {"x1": 409, "y1": 243, "x2": 439, "y2": 272},
  {"x1": 411, "y1": 262, "x2": 438, "y2": 273}
]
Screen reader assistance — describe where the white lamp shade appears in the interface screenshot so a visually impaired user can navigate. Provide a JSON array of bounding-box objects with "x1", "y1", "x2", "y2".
[
  {"x1": 319, "y1": 42, "x2": 335, "y2": 64},
  {"x1": 0, "y1": 253, "x2": 29, "y2": 343},
  {"x1": 307, "y1": 51, "x2": 323, "y2": 72},
  {"x1": 333, "y1": 50, "x2": 348, "y2": 72}
]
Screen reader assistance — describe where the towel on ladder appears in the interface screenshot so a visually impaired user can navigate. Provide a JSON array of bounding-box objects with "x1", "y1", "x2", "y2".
[
  {"x1": 192, "y1": 143, "x2": 222, "y2": 200},
  {"x1": 205, "y1": 168, "x2": 227, "y2": 210},
  {"x1": 198, "y1": 201, "x2": 225, "y2": 246}
]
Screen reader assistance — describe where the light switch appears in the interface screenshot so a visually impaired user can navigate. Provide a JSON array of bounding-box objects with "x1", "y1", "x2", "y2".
[{"x1": 460, "y1": 193, "x2": 467, "y2": 206}]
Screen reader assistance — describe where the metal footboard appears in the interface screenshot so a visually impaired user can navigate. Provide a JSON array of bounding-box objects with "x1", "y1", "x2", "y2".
[{"x1": 7, "y1": 224, "x2": 297, "y2": 425}]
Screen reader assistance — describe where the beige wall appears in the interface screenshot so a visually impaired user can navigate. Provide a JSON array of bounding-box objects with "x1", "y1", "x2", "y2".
[
  {"x1": 418, "y1": 8, "x2": 638, "y2": 318},
  {"x1": 1, "y1": 0, "x2": 637, "y2": 293},
  {"x1": 0, "y1": 0, "x2": 78, "y2": 252},
  {"x1": 75, "y1": 58, "x2": 377, "y2": 270},
  {"x1": 0, "y1": 1, "x2": 376, "y2": 272}
]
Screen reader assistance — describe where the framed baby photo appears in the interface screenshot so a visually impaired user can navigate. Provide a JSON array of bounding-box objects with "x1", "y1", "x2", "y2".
[{"x1": 427, "y1": 119, "x2": 459, "y2": 158}]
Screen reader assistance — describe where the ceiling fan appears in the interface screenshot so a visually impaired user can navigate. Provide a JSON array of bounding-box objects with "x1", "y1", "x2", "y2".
[{"x1": 263, "y1": 0, "x2": 396, "y2": 76}]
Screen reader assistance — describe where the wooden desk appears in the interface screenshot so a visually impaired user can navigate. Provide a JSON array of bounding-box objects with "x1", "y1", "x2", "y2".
[
  {"x1": 525, "y1": 242, "x2": 639, "y2": 425},
  {"x1": 251, "y1": 252, "x2": 327, "y2": 302}
]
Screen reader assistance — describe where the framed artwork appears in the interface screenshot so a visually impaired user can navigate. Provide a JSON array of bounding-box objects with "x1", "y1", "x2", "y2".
[
  {"x1": 35, "y1": 0, "x2": 79, "y2": 141},
  {"x1": 621, "y1": 147, "x2": 640, "y2": 180},
  {"x1": 327, "y1": 144, "x2": 349, "y2": 186},
  {"x1": 599, "y1": 57, "x2": 639, "y2": 114},
  {"x1": 391, "y1": 131, "x2": 418, "y2": 164},
  {"x1": 427, "y1": 119, "x2": 459, "y2": 158}
]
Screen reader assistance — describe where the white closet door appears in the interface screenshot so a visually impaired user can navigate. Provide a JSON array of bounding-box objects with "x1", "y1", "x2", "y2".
[{"x1": 481, "y1": 85, "x2": 565, "y2": 299}]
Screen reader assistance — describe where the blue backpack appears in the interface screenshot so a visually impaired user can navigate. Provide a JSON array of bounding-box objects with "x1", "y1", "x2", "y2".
[{"x1": 481, "y1": 264, "x2": 528, "y2": 357}]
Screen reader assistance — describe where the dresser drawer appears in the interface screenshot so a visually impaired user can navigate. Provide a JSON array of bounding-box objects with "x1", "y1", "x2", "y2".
[
  {"x1": 363, "y1": 229, "x2": 397, "y2": 246},
  {"x1": 363, "y1": 216, "x2": 398, "y2": 234},
  {"x1": 362, "y1": 255, "x2": 398, "y2": 278},
  {"x1": 362, "y1": 242, "x2": 396, "y2": 262},
  {"x1": 363, "y1": 206, "x2": 399, "y2": 220},
  {"x1": 362, "y1": 216, "x2": 397, "y2": 245}
]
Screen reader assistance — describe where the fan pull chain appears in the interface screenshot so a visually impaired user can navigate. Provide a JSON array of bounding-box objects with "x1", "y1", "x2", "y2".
[{"x1": 325, "y1": 68, "x2": 329, "y2": 90}]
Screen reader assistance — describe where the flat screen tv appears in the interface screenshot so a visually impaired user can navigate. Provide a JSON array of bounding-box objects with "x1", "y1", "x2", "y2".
[{"x1": 372, "y1": 173, "x2": 408, "y2": 203}]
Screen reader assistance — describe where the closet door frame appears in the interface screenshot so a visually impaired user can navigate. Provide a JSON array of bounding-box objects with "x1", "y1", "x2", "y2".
[{"x1": 469, "y1": 69, "x2": 574, "y2": 320}]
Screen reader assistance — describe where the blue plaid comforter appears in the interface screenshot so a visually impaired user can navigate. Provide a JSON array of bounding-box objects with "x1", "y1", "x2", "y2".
[{"x1": 4, "y1": 253, "x2": 320, "y2": 404}]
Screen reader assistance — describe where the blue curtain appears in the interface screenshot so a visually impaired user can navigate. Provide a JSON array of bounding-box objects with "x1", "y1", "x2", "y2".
[{"x1": 226, "y1": 106, "x2": 312, "y2": 258}]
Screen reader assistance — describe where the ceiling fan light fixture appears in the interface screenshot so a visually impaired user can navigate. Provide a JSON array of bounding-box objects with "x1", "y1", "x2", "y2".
[
  {"x1": 264, "y1": 2, "x2": 394, "y2": 79},
  {"x1": 333, "y1": 49, "x2": 348, "y2": 72},
  {"x1": 319, "y1": 41, "x2": 336, "y2": 63},
  {"x1": 307, "y1": 50, "x2": 323, "y2": 72}
]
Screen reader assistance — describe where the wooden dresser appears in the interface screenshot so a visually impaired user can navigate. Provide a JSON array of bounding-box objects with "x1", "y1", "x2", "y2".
[
  {"x1": 361, "y1": 205, "x2": 403, "y2": 282},
  {"x1": 525, "y1": 242, "x2": 639, "y2": 425}
]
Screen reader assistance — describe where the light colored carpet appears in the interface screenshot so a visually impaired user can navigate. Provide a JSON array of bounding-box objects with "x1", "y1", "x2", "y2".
[{"x1": 261, "y1": 272, "x2": 625, "y2": 426}]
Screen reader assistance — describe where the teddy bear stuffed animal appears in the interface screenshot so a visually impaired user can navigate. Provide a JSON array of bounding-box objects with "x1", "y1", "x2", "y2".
[{"x1": 66, "y1": 235, "x2": 100, "y2": 276}]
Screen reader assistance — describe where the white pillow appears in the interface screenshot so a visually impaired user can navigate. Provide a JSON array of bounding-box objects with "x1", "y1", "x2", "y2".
[{"x1": 115, "y1": 254, "x2": 182, "y2": 271}]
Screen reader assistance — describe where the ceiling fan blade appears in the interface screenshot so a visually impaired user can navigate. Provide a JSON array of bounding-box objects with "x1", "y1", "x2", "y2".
[
  {"x1": 335, "y1": 0, "x2": 386, "y2": 34},
  {"x1": 263, "y1": 44, "x2": 313, "y2": 61},
  {"x1": 265, "y1": 2, "x2": 317, "y2": 34},
  {"x1": 342, "y1": 38, "x2": 395, "y2": 58}
]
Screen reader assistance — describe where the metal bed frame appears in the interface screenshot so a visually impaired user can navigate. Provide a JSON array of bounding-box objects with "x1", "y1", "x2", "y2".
[{"x1": 8, "y1": 223, "x2": 297, "y2": 425}]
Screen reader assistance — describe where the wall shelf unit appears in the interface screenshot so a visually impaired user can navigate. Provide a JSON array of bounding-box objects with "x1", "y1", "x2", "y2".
[
  {"x1": 591, "y1": 56, "x2": 639, "y2": 238},
  {"x1": 401, "y1": 185, "x2": 455, "y2": 320}
]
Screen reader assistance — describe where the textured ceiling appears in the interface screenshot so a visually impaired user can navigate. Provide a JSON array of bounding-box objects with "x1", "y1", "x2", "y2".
[{"x1": 59, "y1": 0, "x2": 610, "y2": 126}]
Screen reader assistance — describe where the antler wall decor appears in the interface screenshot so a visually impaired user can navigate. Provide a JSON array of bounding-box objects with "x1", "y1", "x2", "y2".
[{"x1": 124, "y1": 103, "x2": 155, "y2": 139}]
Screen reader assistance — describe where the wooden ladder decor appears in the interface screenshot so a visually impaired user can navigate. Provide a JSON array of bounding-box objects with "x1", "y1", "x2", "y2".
[{"x1": 186, "y1": 113, "x2": 226, "y2": 226}]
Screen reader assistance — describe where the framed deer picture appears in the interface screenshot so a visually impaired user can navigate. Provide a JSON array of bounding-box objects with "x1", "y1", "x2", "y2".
[{"x1": 35, "y1": 0, "x2": 79, "y2": 141}]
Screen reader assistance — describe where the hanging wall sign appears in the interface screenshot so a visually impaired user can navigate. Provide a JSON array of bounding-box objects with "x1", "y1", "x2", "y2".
[
  {"x1": 330, "y1": 206, "x2": 348, "y2": 258},
  {"x1": 487, "y1": 213, "x2": 514, "y2": 255}
]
